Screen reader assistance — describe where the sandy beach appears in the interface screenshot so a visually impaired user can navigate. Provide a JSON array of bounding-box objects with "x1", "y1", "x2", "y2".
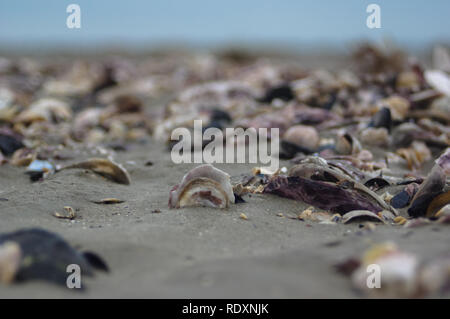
[{"x1": 0, "y1": 136, "x2": 448, "y2": 298}]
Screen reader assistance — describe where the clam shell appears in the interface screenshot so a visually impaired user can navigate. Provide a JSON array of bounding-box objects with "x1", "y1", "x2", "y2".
[
  {"x1": 169, "y1": 164, "x2": 235, "y2": 209},
  {"x1": 177, "y1": 177, "x2": 230, "y2": 208},
  {"x1": 336, "y1": 133, "x2": 361, "y2": 155},
  {"x1": 342, "y1": 210, "x2": 386, "y2": 224},
  {"x1": 60, "y1": 158, "x2": 130, "y2": 185},
  {"x1": 408, "y1": 164, "x2": 446, "y2": 217}
]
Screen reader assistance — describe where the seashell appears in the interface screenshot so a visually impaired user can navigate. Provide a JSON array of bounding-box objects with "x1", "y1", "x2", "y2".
[
  {"x1": 53, "y1": 206, "x2": 76, "y2": 220},
  {"x1": 239, "y1": 213, "x2": 248, "y2": 220},
  {"x1": 282, "y1": 125, "x2": 319, "y2": 150},
  {"x1": 351, "y1": 243, "x2": 420, "y2": 298},
  {"x1": 396, "y1": 141, "x2": 432, "y2": 170},
  {"x1": 393, "y1": 216, "x2": 407, "y2": 225},
  {"x1": 288, "y1": 160, "x2": 396, "y2": 214},
  {"x1": 92, "y1": 198, "x2": 125, "y2": 204},
  {"x1": 0, "y1": 241, "x2": 22, "y2": 284},
  {"x1": 258, "y1": 84, "x2": 294, "y2": 103},
  {"x1": 169, "y1": 164, "x2": 235, "y2": 209},
  {"x1": 15, "y1": 98, "x2": 72, "y2": 124},
  {"x1": 364, "y1": 177, "x2": 390, "y2": 192},
  {"x1": 341, "y1": 210, "x2": 385, "y2": 224},
  {"x1": 0, "y1": 129, "x2": 24, "y2": 156},
  {"x1": 391, "y1": 183, "x2": 419, "y2": 209},
  {"x1": 396, "y1": 71, "x2": 420, "y2": 91},
  {"x1": 0, "y1": 228, "x2": 107, "y2": 287},
  {"x1": 10, "y1": 148, "x2": 36, "y2": 167},
  {"x1": 425, "y1": 70, "x2": 450, "y2": 96},
  {"x1": 435, "y1": 204, "x2": 450, "y2": 218},
  {"x1": 264, "y1": 175, "x2": 385, "y2": 215},
  {"x1": 426, "y1": 191, "x2": 450, "y2": 218},
  {"x1": 360, "y1": 127, "x2": 389, "y2": 147},
  {"x1": 368, "y1": 107, "x2": 391, "y2": 130},
  {"x1": 60, "y1": 158, "x2": 131, "y2": 185},
  {"x1": 408, "y1": 164, "x2": 446, "y2": 217},
  {"x1": 378, "y1": 96, "x2": 410, "y2": 121},
  {"x1": 335, "y1": 133, "x2": 362, "y2": 155}
]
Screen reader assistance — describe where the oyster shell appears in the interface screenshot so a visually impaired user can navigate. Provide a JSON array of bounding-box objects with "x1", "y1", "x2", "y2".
[{"x1": 169, "y1": 164, "x2": 235, "y2": 209}]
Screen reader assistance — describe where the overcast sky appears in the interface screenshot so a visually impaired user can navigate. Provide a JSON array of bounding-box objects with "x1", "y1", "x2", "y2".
[{"x1": 1, "y1": 0, "x2": 449, "y2": 51}]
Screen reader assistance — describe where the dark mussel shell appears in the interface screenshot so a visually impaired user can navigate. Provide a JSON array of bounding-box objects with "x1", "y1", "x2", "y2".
[{"x1": 0, "y1": 228, "x2": 107, "y2": 288}]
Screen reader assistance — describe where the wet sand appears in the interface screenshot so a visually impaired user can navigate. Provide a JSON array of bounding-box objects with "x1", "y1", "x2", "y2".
[{"x1": 0, "y1": 138, "x2": 449, "y2": 298}]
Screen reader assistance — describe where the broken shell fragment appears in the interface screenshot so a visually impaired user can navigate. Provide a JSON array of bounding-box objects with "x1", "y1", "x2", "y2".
[
  {"x1": 341, "y1": 210, "x2": 386, "y2": 224},
  {"x1": 378, "y1": 96, "x2": 410, "y2": 121},
  {"x1": 426, "y1": 191, "x2": 450, "y2": 218},
  {"x1": 53, "y1": 206, "x2": 76, "y2": 220},
  {"x1": 263, "y1": 175, "x2": 384, "y2": 215},
  {"x1": 408, "y1": 164, "x2": 446, "y2": 217},
  {"x1": 368, "y1": 107, "x2": 391, "y2": 130},
  {"x1": 0, "y1": 241, "x2": 22, "y2": 284},
  {"x1": 335, "y1": 133, "x2": 362, "y2": 155},
  {"x1": 391, "y1": 183, "x2": 419, "y2": 209},
  {"x1": 93, "y1": 198, "x2": 125, "y2": 204},
  {"x1": 60, "y1": 158, "x2": 131, "y2": 185},
  {"x1": 169, "y1": 164, "x2": 235, "y2": 209}
]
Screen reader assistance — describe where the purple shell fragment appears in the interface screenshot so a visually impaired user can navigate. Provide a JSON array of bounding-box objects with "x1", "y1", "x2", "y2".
[{"x1": 263, "y1": 176, "x2": 383, "y2": 215}]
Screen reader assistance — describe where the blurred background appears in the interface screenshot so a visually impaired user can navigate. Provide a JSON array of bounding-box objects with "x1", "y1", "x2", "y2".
[{"x1": 1, "y1": 0, "x2": 449, "y2": 54}]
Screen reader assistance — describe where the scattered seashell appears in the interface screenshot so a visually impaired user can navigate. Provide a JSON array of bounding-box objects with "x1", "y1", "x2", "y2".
[
  {"x1": 335, "y1": 133, "x2": 362, "y2": 155},
  {"x1": 426, "y1": 191, "x2": 450, "y2": 218},
  {"x1": 391, "y1": 183, "x2": 419, "y2": 209},
  {"x1": 364, "y1": 177, "x2": 390, "y2": 191},
  {"x1": 60, "y1": 158, "x2": 131, "y2": 185},
  {"x1": 0, "y1": 129, "x2": 24, "y2": 156},
  {"x1": 408, "y1": 164, "x2": 446, "y2": 217},
  {"x1": 0, "y1": 241, "x2": 22, "y2": 284},
  {"x1": 53, "y1": 206, "x2": 76, "y2": 220},
  {"x1": 394, "y1": 216, "x2": 407, "y2": 225},
  {"x1": 341, "y1": 210, "x2": 386, "y2": 224},
  {"x1": 169, "y1": 164, "x2": 235, "y2": 209},
  {"x1": 378, "y1": 96, "x2": 410, "y2": 121},
  {"x1": 368, "y1": 107, "x2": 391, "y2": 130},
  {"x1": 396, "y1": 141, "x2": 432, "y2": 170},
  {"x1": 264, "y1": 175, "x2": 384, "y2": 215},
  {"x1": 15, "y1": 98, "x2": 72, "y2": 124},
  {"x1": 396, "y1": 71, "x2": 420, "y2": 91},
  {"x1": 239, "y1": 213, "x2": 248, "y2": 220},
  {"x1": 10, "y1": 148, "x2": 36, "y2": 167},
  {"x1": 92, "y1": 198, "x2": 125, "y2": 204}
]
